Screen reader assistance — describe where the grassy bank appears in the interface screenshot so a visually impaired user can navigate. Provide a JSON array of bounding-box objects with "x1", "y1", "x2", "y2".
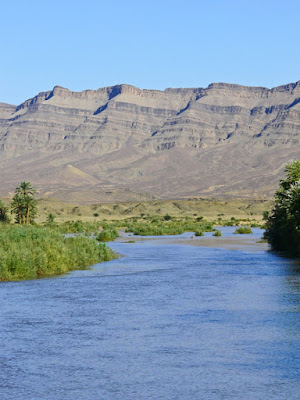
[
  {"x1": 44, "y1": 214, "x2": 264, "y2": 237},
  {"x1": 0, "y1": 226, "x2": 117, "y2": 281},
  {"x1": 124, "y1": 219, "x2": 214, "y2": 236}
]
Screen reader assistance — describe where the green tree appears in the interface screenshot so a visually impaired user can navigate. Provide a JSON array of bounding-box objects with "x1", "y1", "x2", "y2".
[
  {"x1": 11, "y1": 181, "x2": 37, "y2": 224},
  {"x1": 24, "y1": 195, "x2": 37, "y2": 224},
  {"x1": 46, "y1": 213, "x2": 56, "y2": 224},
  {"x1": 11, "y1": 193, "x2": 25, "y2": 224},
  {"x1": 264, "y1": 160, "x2": 300, "y2": 255},
  {"x1": 0, "y1": 200, "x2": 10, "y2": 223}
]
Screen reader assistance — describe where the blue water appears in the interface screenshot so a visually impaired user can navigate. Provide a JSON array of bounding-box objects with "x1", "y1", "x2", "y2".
[{"x1": 0, "y1": 228, "x2": 299, "y2": 399}]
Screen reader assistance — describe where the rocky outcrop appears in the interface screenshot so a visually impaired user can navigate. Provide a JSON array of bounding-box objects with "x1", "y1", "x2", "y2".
[{"x1": 0, "y1": 81, "x2": 300, "y2": 201}]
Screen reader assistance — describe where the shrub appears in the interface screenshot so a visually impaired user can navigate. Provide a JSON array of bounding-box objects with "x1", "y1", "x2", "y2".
[
  {"x1": 225, "y1": 221, "x2": 235, "y2": 226},
  {"x1": 213, "y1": 229, "x2": 222, "y2": 237},
  {"x1": 96, "y1": 228, "x2": 118, "y2": 242},
  {"x1": 234, "y1": 226, "x2": 253, "y2": 234},
  {"x1": 46, "y1": 213, "x2": 56, "y2": 224}
]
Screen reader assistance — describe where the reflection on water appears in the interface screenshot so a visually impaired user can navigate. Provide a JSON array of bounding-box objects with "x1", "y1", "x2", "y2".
[{"x1": 0, "y1": 228, "x2": 299, "y2": 399}]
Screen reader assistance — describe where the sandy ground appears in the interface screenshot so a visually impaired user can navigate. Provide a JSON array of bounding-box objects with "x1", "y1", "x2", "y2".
[
  {"x1": 168, "y1": 236, "x2": 269, "y2": 251},
  {"x1": 116, "y1": 232, "x2": 269, "y2": 252}
]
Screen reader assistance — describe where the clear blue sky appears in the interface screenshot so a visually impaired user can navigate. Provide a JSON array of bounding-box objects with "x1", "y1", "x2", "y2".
[{"x1": 1, "y1": 0, "x2": 299, "y2": 105}]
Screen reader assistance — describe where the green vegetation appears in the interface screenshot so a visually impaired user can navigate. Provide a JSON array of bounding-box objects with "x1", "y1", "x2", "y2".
[
  {"x1": 264, "y1": 160, "x2": 300, "y2": 256},
  {"x1": 46, "y1": 213, "x2": 56, "y2": 224},
  {"x1": 0, "y1": 179, "x2": 270, "y2": 281},
  {"x1": 11, "y1": 181, "x2": 37, "y2": 224},
  {"x1": 0, "y1": 200, "x2": 10, "y2": 223},
  {"x1": 50, "y1": 214, "x2": 261, "y2": 239},
  {"x1": 234, "y1": 226, "x2": 253, "y2": 234},
  {"x1": 0, "y1": 225, "x2": 117, "y2": 281},
  {"x1": 96, "y1": 228, "x2": 119, "y2": 242},
  {"x1": 213, "y1": 229, "x2": 222, "y2": 237},
  {"x1": 56, "y1": 220, "x2": 102, "y2": 233},
  {"x1": 0, "y1": 183, "x2": 118, "y2": 281},
  {"x1": 124, "y1": 219, "x2": 214, "y2": 236}
]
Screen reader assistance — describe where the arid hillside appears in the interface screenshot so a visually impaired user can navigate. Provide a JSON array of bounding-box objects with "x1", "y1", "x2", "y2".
[{"x1": 1, "y1": 81, "x2": 299, "y2": 202}]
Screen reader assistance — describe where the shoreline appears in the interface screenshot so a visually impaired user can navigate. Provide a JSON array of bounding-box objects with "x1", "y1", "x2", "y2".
[
  {"x1": 168, "y1": 236, "x2": 269, "y2": 251},
  {"x1": 116, "y1": 231, "x2": 269, "y2": 252}
]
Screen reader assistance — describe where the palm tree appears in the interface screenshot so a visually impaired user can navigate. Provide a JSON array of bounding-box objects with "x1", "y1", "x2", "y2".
[
  {"x1": 0, "y1": 200, "x2": 10, "y2": 223},
  {"x1": 24, "y1": 195, "x2": 37, "y2": 224},
  {"x1": 15, "y1": 181, "x2": 35, "y2": 198},
  {"x1": 11, "y1": 193, "x2": 25, "y2": 224},
  {"x1": 11, "y1": 181, "x2": 37, "y2": 224}
]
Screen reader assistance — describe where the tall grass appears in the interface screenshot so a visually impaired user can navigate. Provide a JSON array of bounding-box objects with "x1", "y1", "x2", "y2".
[
  {"x1": 0, "y1": 225, "x2": 117, "y2": 281},
  {"x1": 124, "y1": 220, "x2": 214, "y2": 236},
  {"x1": 55, "y1": 220, "x2": 103, "y2": 233},
  {"x1": 49, "y1": 217, "x2": 262, "y2": 236}
]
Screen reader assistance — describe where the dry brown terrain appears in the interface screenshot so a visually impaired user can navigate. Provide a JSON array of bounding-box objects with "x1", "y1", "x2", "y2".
[
  {"x1": 25, "y1": 198, "x2": 272, "y2": 223},
  {"x1": 1, "y1": 81, "x2": 299, "y2": 201}
]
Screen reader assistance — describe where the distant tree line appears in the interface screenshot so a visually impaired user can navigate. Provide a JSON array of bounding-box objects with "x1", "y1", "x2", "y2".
[{"x1": 264, "y1": 160, "x2": 300, "y2": 256}]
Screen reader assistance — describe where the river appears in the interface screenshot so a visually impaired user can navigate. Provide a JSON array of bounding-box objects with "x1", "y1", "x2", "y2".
[{"x1": 0, "y1": 227, "x2": 299, "y2": 399}]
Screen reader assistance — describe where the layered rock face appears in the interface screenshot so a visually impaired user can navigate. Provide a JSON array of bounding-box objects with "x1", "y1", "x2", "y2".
[{"x1": 0, "y1": 81, "x2": 300, "y2": 201}]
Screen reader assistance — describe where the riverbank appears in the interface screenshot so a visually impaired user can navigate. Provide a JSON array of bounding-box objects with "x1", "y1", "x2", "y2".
[
  {"x1": 169, "y1": 236, "x2": 268, "y2": 251},
  {"x1": 0, "y1": 226, "x2": 117, "y2": 281},
  {"x1": 115, "y1": 226, "x2": 268, "y2": 252}
]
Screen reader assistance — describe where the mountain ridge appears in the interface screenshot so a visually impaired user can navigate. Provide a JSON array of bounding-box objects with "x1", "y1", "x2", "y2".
[{"x1": 1, "y1": 81, "x2": 300, "y2": 202}]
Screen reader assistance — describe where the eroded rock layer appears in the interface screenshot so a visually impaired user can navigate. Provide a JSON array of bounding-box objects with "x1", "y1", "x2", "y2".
[{"x1": 1, "y1": 81, "x2": 300, "y2": 201}]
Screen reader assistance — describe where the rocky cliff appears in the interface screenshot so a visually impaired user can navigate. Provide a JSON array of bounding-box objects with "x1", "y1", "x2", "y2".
[{"x1": 1, "y1": 81, "x2": 300, "y2": 201}]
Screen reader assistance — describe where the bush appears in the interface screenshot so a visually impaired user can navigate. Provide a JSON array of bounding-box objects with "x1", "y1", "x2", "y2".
[
  {"x1": 234, "y1": 226, "x2": 253, "y2": 234},
  {"x1": 213, "y1": 229, "x2": 222, "y2": 237},
  {"x1": 225, "y1": 221, "x2": 235, "y2": 226},
  {"x1": 96, "y1": 228, "x2": 118, "y2": 242},
  {"x1": 195, "y1": 230, "x2": 204, "y2": 236}
]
